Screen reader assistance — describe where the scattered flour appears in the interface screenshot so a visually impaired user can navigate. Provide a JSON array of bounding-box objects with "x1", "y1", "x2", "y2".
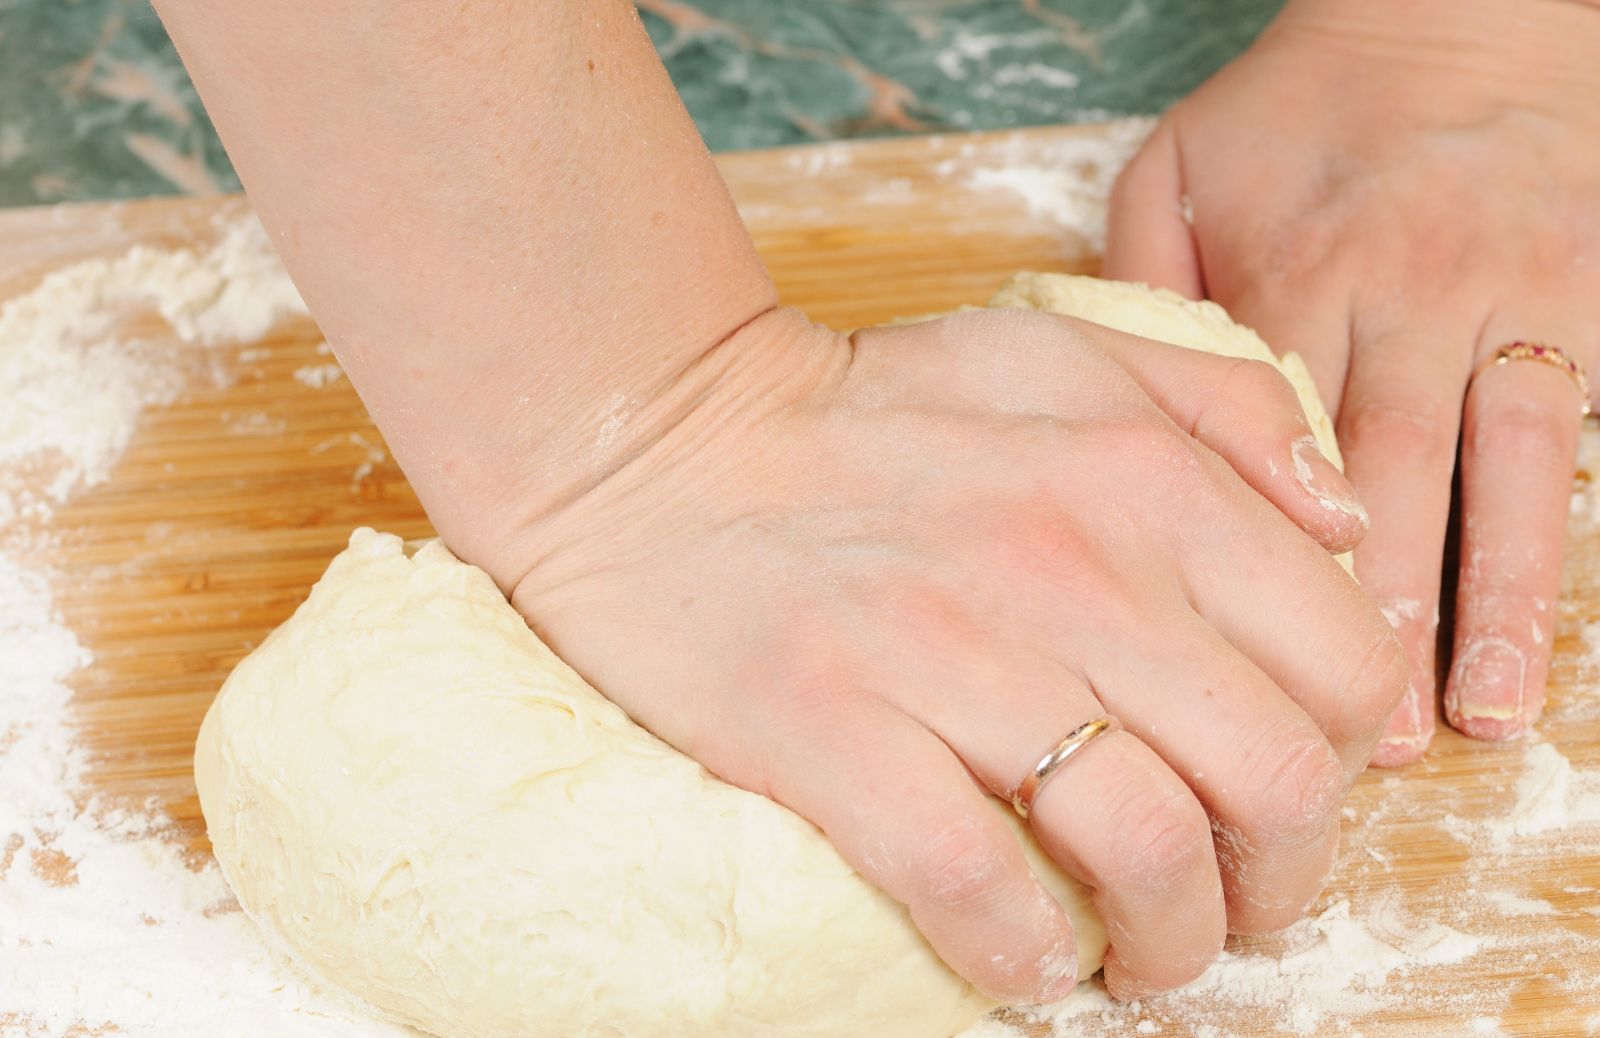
[
  {"x1": 0, "y1": 214, "x2": 306, "y2": 521},
  {"x1": 291, "y1": 361, "x2": 343, "y2": 389},
  {"x1": 780, "y1": 140, "x2": 854, "y2": 175},
  {"x1": 1580, "y1": 619, "x2": 1600, "y2": 682},
  {"x1": 1481, "y1": 890, "x2": 1558, "y2": 917},
  {"x1": 1440, "y1": 743, "x2": 1600, "y2": 853},
  {"x1": 6, "y1": 171, "x2": 1600, "y2": 1036},
  {"x1": 961, "y1": 118, "x2": 1152, "y2": 251},
  {"x1": 1486, "y1": 743, "x2": 1600, "y2": 847},
  {"x1": 1567, "y1": 630, "x2": 1600, "y2": 727},
  {"x1": 959, "y1": 726, "x2": 1600, "y2": 1036},
  {"x1": 310, "y1": 430, "x2": 387, "y2": 486},
  {"x1": 222, "y1": 411, "x2": 287, "y2": 437},
  {"x1": 1021, "y1": 900, "x2": 1482, "y2": 1036},
  {"x1": 1572, "y1": 426, "x2": 1600, "y2": 527},
  {"x1": 0, "y1": 214, "x2": 410, "y2": 1036}
]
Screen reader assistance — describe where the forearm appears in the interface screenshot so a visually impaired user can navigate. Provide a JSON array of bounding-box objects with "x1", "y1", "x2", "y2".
[{"x1": 150, "y1": 0, "x2": 778, "y2": 565}]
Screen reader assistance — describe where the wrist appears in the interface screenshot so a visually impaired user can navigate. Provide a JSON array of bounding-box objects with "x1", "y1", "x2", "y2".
[
  {"x1": 486, "y1": 306, "x2": 852, "y2": 596},
  {"x1": 382, "y1": 275, "x2": 783, "y2": 578}
]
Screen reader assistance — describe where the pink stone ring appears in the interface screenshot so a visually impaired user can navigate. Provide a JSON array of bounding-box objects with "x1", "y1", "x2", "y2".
[{"x1": 1474, "y1": 341, "x2": 1592, "y2": 417}]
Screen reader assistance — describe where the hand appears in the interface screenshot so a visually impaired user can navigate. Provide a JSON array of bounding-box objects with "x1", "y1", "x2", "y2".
[
  {"x1": 492, "y1": 306, "x2": 1405, "y2": 1001},
  {"x1": 1105, "y1": 0, "x2": 1600, "y2": 764},
  {"x1": 145, "y1": 0, "x2": 1404, "y2": 1005}
]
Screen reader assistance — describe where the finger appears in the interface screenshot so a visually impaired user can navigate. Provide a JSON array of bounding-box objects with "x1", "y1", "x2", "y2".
[
  {"x1": 1103, "y1": 121, "x2": 1204, "y2": 299},
  {"x1": 751, "y1": 680, "x2": 1081, "y2": 1004},
  {"x1": 1335, "y1": 326, "x2": 1476, "y2": 767},
  {"x1": 970, "y1": 433, "x2": 1358, "y2": 934},
  {"x1": 1029, "y1": 728, "x2": 1223, "y2": 1001},
  {"x1": 1081, "y1": 607, "x2": 1346, "y2": 937},
  {"x1": 1173, "y1": 443, "x2": 1409, "y2": 775},
  {"x1": 1088, "y1": 321, "x2": 1368, "y2": 553},
  {"x1": 1445, "y1": 329, "x2": 1589, "y2": 739},
  {"x1": 894, "y1": 650, "x2": 1225, "y2": 999}
]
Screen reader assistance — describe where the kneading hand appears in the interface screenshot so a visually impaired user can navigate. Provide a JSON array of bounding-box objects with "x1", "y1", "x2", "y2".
[
  {"x1": 497, "y1": 305, "x2": 1405, "y2": 1002},
  {"x1": 153, "y1": 0, "x2": 1406, "y2": 1004},
  {"x1": 1106, "y1": 0, "x2": 1600, "y2": 764}
]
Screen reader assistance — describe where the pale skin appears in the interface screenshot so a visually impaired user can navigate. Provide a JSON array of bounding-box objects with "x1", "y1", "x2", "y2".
[
  {"x1": 1108, "y1": 0, "x2": 1600, "y2": 765},
  {"x1": 149, "y1": 0, "x2": 1590, "y2": 1006}
]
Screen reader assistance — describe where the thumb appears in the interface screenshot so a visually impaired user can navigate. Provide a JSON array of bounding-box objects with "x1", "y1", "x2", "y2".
[{"x1": 1103, "y1": 121, "x2": 1204, "y2": 300}]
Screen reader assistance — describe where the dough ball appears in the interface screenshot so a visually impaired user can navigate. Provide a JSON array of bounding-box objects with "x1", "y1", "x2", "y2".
[
  {"x1": 195, "y1": 274, "x2": 1338, "y2": 1038},
  {"x1": 197, "y1": 528, "x2": 1095, "y2": 1038}
]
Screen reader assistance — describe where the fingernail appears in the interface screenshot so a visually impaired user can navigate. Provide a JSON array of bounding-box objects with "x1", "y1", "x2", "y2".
[
  {"x1": 1371, "y1": 732, "x2": 1430, "y2": 768},
  {"x1": 1447, "y1": 637, "x2": 1528, "y2": 738},
  {"x1": 1370, "y1": 669, "x2": 1434, "y2": 768},
  {"x1": 1290, "y1": 436, "x2": 1369, "y2": 528}
]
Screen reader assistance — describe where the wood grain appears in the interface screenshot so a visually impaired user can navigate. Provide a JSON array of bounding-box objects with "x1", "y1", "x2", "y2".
[{"x1": 5, "y1": 124, "x2": 1599, "y2": 1036}]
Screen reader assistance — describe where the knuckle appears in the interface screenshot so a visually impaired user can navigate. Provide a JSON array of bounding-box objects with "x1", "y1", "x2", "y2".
[
  {"x1": 1332, "y1": 624, "x2": 1411, "y2": 743},
  {"x1": 980, "y1": 502, "x2": 1132, "y2": 628},
  {"x1": 984, "y1": 497, "x2": 1088, "y2": 573},
  {"x1": 975, "y1": 495, "x2": 1149, "y2": 651},
  {"x1": 1262, "y1": 217, "x2": 1344, "y2": 286},
  {"x1": 1193, "y1": 358, "x2": 1306, "y2": 448},
  {"x1": 1240, "y1": 724, "x2": 1345, "y2": 847},
  {"x1": 762, "y1": 640, "x2": 859, "y2": 741},
  {"x1": 912, "y1": 820, "x2": 1011, "y2": 909},
  {"x1": 1224, "y1": 357, "x2": 1300, "y2": 413},
  {"x1": 871, "y1": 577, "x2": 985, "y2": 658},
  {"x1": 1339, "y1": 393, "x2": 1456, "y2": 462},
  {"x1": 1108, "y1": 787, "x2": 1215, "y2": 896}
]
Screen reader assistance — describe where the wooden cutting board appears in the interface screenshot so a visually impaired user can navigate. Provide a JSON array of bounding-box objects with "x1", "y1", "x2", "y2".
[{"x1": 5, "y1": 124, "x2": 1599, "y2": 1036}]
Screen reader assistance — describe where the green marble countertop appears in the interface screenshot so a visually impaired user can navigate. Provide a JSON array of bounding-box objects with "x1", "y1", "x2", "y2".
[{"x1": 0, "y1": 0, "x2": 1281, "y2": 209}]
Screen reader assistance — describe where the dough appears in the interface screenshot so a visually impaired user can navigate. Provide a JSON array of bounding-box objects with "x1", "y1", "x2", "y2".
[{"x1": 195, "y1": 274, "x2": 1340, "y2": 1038}]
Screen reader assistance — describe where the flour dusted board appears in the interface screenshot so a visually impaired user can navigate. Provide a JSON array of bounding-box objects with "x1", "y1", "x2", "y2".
[{"x1": 3, "y1": 124, "x2": 1599, "y2": 1036}]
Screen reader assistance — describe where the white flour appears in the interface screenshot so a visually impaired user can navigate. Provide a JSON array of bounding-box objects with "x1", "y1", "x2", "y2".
[
  {"x1": 959, "y1": 118, "x2": 1152, "y2": 252},
  {"x1": 1441, "y1": 742, "x2": 1600, "y2": 851},
  {"x1": 0, "y1": 216, "x2": 304, "y2": 523},
  {"x1": 0, "y1": 214, "x2": 409, "y2": 1037},
  {"x1": 994, "y1": 900, "x2": 1484, "y2": 1037},
  {"x1": 292, "y1": 360, "x2": 344, "y2": 390},
  {"x1": 4, "y1": 183, "x2": 1600, "y2": 1036}
]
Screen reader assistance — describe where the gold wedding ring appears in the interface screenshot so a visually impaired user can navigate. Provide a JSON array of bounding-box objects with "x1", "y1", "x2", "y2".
[
  {"x1": 1011, "y1": 716, "x2": 1122, "y2": 820},
  {"x1": 1473, "y1": 341, "x2": 1591, "y2": 417}
]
